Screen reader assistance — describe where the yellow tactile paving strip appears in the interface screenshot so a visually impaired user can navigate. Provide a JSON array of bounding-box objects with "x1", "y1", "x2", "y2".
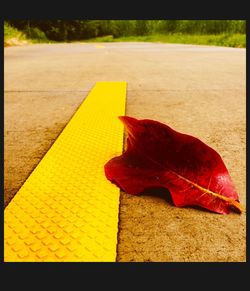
[{"x1": 4, "y1": 82, "x2": 126, "y2": 262}]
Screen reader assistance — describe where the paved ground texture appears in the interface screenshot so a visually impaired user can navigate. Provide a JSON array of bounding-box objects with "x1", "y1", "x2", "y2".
[{"x1": 4, "y1": 42, "x2": 246, "y2": 262}]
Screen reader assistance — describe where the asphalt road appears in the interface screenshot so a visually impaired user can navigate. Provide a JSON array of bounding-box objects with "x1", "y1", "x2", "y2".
[{"x1": 4, "y1": 42, "x2": 246, "y2": 262}]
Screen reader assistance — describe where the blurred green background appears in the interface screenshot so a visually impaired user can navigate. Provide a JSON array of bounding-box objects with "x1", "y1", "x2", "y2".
[{"x1": 4, "y1": 20, "x2": 246, "y2": 47}]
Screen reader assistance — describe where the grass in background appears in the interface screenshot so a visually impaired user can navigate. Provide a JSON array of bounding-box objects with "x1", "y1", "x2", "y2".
[
  {"x1": 5, "y1": 20, "x2": 246, "y2": 48},
  {"x1": 4, "y1": 22, "x2": 50, "y2": 46},
  {"x1": 4, "y1": 22, "x2": 28, "y2": 46},
  {"x1": 85, "y1": 33, "x2": 246, "y2": 48}
]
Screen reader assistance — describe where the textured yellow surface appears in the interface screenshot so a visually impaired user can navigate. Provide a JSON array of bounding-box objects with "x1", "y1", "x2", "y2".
[{"x1": 4, "y1": 82, "x2": 126, "y2": 262}]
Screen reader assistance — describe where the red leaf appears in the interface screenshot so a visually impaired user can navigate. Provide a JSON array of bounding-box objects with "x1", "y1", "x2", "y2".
[{"x1": 104, "y1": 116, "x2": 244, "y2": 214}]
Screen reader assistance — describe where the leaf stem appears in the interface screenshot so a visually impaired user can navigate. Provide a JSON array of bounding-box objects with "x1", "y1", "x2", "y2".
[{"x1": 172, "y1": 171, "x2": 245, "y2": 213}]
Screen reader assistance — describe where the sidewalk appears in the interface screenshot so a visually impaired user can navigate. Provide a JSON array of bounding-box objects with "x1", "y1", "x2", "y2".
[{"x1": 4, "y1": 43, "x2": 246, "y2": 261}]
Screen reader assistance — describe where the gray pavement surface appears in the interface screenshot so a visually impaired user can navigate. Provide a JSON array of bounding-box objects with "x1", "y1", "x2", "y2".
[{"x1": 4, "y1": 42, "x2": 246, "y2": 262}]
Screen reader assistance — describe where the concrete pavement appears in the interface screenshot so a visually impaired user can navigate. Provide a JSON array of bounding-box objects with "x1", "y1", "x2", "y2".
[{"x1": 4, "y1": 42, "x2": 246, "y2": 261}]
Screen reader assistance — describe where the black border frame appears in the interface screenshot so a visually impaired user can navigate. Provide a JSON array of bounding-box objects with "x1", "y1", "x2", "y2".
[{"x1": 0, "y1": 4, "x2": 248, "y2": 286}]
